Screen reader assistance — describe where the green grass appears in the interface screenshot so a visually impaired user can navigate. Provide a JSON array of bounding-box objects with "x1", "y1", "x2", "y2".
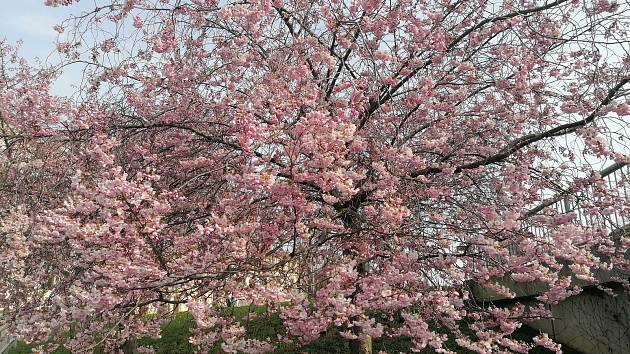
[
  {"x1": 6, "y1": 340, "x2": 71, "y2": 354},
  {"x1": 7, "y1": 307, "x2": 582, "y2": 354},
  {"x1": 138, "y1": 312, "x2": 195, "y2": 354},
  {"x1": 5, "y1": 341, "x2": 37, "y2": 354}
]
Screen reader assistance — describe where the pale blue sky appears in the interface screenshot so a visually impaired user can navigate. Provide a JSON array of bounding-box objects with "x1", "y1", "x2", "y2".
[{"x1": 0, "y1": 1, "x2": 98, "y2": 95}]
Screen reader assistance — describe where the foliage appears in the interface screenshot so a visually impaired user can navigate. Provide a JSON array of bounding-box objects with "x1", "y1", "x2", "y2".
[{"x1": 7, "y1": 310, "x2": 583, "y2": 353}]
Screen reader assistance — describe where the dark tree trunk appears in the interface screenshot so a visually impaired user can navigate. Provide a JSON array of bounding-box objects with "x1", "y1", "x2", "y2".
[
  {"x1": 121, "y1": 337, "x2": 139, "y2": 354},
  {"x1": 348, "y1": 261, "x2": 372, "y2": 354},
  {"x1": 337, "y1": 198, "x2": 373, "y2": 354},
  {"x1": 349, "y1": 335, "x2": 372, "y2": 354}
]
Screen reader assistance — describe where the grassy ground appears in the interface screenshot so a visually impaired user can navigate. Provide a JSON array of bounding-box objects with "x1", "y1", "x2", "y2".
[{"x1": 7, "y1": 307, "x2": 582, "y2": 354}]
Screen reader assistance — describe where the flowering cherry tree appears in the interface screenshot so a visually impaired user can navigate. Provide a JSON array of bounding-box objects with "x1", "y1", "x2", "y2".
[{"x1": 1, "y1": 0, "x2": 630, "y2": 353}]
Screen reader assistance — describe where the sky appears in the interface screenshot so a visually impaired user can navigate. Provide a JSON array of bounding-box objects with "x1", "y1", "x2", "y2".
[{"x1": 0, "y1": 1, "x2": 97, "y2": 95}]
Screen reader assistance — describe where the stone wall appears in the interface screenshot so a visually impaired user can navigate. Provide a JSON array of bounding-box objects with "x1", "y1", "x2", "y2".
[
  {"x1": 526, "y1": 287, "x2": 629, "y2": 354},
  {"x1": 469, "y1": 281, "x2": 630, "y2": 354}
]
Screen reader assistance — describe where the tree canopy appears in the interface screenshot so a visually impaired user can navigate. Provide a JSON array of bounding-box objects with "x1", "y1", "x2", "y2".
[{"x1": 1, "y1": 0, "x2": 629, "y2": 353}]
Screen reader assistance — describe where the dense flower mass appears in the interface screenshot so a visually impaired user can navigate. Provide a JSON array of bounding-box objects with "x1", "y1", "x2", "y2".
[{"x1": 0, "y1": 0, "x2": 629, "y2": 353}]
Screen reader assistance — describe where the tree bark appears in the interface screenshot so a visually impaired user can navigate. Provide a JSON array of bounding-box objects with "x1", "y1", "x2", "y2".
[
  {"x1": 348, "y1": 261, "x2": 372, "y2": 354},
  {"x1": 121, "y1": 337, "x2": 139, "y2": 354},
  {"x1": 349, "y1": 335, "x2": 372, "y2": 354}
]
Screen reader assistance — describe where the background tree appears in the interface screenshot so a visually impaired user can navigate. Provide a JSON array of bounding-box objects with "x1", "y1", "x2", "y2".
[{"x1": 1, "y1": 0, "x2": 630, "y2": 353}]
